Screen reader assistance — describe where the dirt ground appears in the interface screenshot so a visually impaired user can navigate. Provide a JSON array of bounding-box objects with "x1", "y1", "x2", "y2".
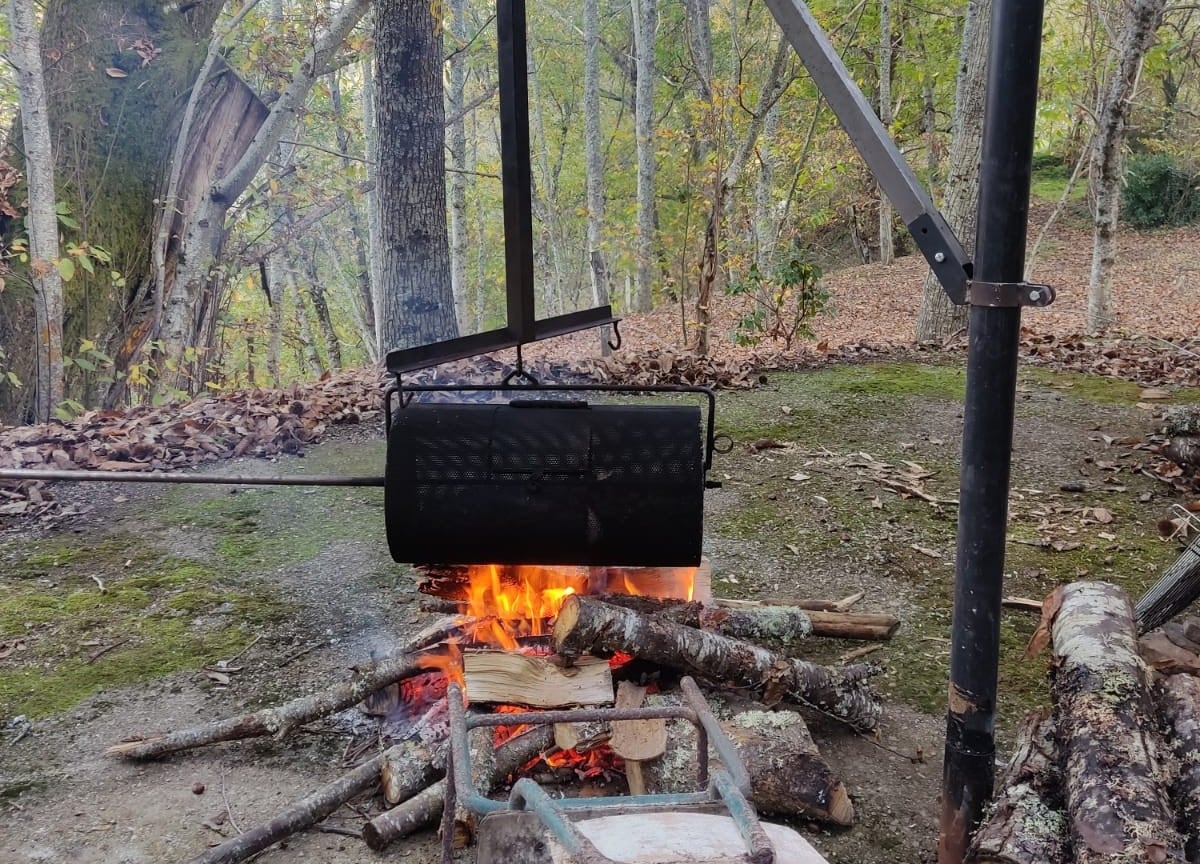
[{"x1": 1, "y1": 357, "x2": 1194, "y2": 863}]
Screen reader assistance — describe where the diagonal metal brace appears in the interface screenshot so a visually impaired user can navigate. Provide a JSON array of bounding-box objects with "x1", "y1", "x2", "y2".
[
  {"x1": 967, "y1": 280, "x2": 1055, "y2": 307},
  {"x1": 764, "y1": 0, "x2": 974, "y2": 303}
]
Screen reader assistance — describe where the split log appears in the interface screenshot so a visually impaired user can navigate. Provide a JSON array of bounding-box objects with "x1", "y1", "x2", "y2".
[
  {"x1": 1049, "y1": 581, "x2": 1185, "y2": 863},
  {"x1": 108, "y1": 616, "x2": 463, "y2": 760},
  {"x1": 723, "y1": 709, "x2": 854, "y2": 826},
  {"x1": 462, "y1": 651, "x2": 613, "y2": 708},
  {"x1": 966, "y1": 712, "x2": 1067, "y2": 864},
  {"x1": 1156, "y1": 674, "x2": 1200, "y2": 863},
  {"x1": 609, "y1": 682, "x2": 667, "y2": 796},
  {"x1": 554, "y1": 596, "x2": 882, "y2": 730},
  {"x1": 186, "y1": 739, "x2": 437, "y2": 864}
]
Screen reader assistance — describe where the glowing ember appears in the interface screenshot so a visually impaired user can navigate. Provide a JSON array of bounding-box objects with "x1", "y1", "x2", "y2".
[{"x1": 492, "y1": 704, "x2": 535, "y2": 747}]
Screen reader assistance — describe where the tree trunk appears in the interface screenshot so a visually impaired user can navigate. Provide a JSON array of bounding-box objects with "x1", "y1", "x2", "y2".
[
  {"x1": 1087, "y1": 0, "x2": 1167, "y2": 333},
  {"x1": 362, "y1": 52, "x2": 386, "y2": 354},
  {"x1": 584, "y1": 0, "x2": 613, "y2": 355},
  {"x1": 302, "y1": 243, "x2": 342, "y2": 371},
  {"x1": 631, "y1": 0, "x2": 658, "y2": 312},
  {"x1": 1049, "y1": 581, "x2": 1184, "y2": 863},
  {"x1": 553, "y1": 596, "x2": 883, "y2": 730},
  {"x1": 914, "y1": 0, "x2": 988, "y2": 342},
  {"x1": 878, "y1": 0, "x2": 895, "y2": 265},
  {"x1": 966, "y1": 712, "x2": 1068, "y2": 864},
  {"x1": 374, "y1": 0, "x2": 460, "y2": 353},
  {"x1": 264, "y1": 258, "x2": 285, "y2": 386},
  {"x1": 330, "y1": 68, "x2": 377, "y2": 359},
  {"x1": 1156, "y1": 674, "x2": 1200, "y2": 863},
  {"x1": 7, "y1": 0, "x2": 65, "y2": 422},
  {"x1": 448, "y1": 0, "x2": 471, "y2": 332}
]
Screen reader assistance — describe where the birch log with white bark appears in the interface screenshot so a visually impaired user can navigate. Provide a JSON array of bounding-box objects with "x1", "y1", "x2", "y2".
[
  {"x1": 7, "y1": 0, "x2": 65, "y2": 422},
  {"x1": 1049, "y1": 581, "x2": 1184, "y2": 863},
  {"x1": 584, "y1": 0, "x2": 613, "y2": 355},
  {"x1": 1155, "y1": 674, "x2": 1200, "y2": 863}
]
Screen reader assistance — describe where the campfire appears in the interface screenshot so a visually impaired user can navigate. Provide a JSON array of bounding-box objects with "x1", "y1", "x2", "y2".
[{"x1": 105, "y1": 558, "x2": 899, "y2": 864}]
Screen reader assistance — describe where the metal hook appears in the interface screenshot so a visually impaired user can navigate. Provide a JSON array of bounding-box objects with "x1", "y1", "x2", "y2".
[
  {"x1": 501, "y1": 344, "x2": 541, "y2": 387},
  {"x1": 606, "y1": 319, "x2": 623, "y2": 351}
]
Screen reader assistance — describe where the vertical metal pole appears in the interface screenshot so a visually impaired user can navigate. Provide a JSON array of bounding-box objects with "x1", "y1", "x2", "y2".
[
  {"x1": 496, "y1": 0, "x2": 537, "y2": 339},
  {"x1": 938, "y1": 0, "x2": 1045, "y2": 858}
]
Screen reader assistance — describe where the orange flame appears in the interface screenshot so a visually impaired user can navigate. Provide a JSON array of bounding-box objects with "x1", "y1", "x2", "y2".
[
  {"x1": 462, "y1": 564, "x2": 589, "y2": 650},
  {"x1": 416, "y1": 642, "x2": 465, "y2": 691}
]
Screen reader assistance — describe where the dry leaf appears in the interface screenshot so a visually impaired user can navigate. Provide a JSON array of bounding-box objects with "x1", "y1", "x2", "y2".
[
  {"x1": 1091, "y1": 507, "x2": 1114, "y2": 524},
  {"x1": 203, "y1": 670, "x2": 232, "y2": 685},
  {"x1": 788, "y1": 472, "x2": 811, "y2": 482},
  {"x1": 104, "y1": 67, "x2": 128, "y2": 78},
  {"x1": 1139, "y1": 387, "x2": 1171, "y2": 400}
]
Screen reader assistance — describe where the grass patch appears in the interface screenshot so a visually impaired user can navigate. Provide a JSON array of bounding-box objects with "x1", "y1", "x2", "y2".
[{"x1": 0, "y1": 539, "x2": 288, "y2": 718}]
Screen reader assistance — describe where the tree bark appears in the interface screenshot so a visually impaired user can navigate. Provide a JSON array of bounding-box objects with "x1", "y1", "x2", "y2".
[
  {"x1": 447, "y1": 0, "x2": 471, "y2": 332},
  {"x1": 914, "y1": 0, "x2": 988, "y2": 342},
  {"x1": 7, "y1": 0, "x2": 65, "y2": 422},
  {"x1": 361, "y1": 51, "x2": 386, "y2": 354},
  {"x1": 966, "y1": 712, "x2": 1068, "y2": 864},
  {"x1": 553, "y1": 596, "x2": 883, "y2": 730},
  {"x1": 877, "y1": 0, "x2": 895, "y2": 265},
  {"x1": 373, "y1": 0, "x2": 460, "y2": 353},
  {"x1": 724, "y1": 709, "x2": 855, "y2": 825},
  {"x1": 1049, "y1": 581, "x2": 1184, "y2": 863},
  {"x1": 1087, "y1": 0, "x2": 1166, "y2": 333},
  {"x1": 584, "y1": 0, "x2": 614, "y2": 355},
  {"x1": 631, "y1": 0, "x2": 659, "y2": 313},
  {"x1": 1155, "y1": 674, "x2": 1200, "y2": 863}
]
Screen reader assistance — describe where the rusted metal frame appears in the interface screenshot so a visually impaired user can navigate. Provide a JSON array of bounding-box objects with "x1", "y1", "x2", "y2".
[
  {"x1": 710, "y1": 768, "x2": 775, "y2": 864},
  {"x1": 0, "y1": 468, "x2": 386, "y2": 487},
  {"x1": 508, "y1": 778, "x2": 612, "y2": 864}
]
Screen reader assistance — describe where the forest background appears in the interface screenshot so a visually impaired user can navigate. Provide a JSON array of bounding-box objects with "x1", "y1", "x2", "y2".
[{"x1": 0, "y1": 0, "x2": 1197, "y2": 425}]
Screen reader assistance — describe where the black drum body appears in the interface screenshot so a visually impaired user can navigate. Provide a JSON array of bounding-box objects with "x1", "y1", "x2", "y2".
[{"x1": 385, "y1": 401, "x2": 704, "y2": 566}]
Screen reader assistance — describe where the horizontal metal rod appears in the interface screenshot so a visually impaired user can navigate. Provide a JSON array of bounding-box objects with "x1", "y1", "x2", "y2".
[{"x1": 0, "y1": 468, "x2": 386, "y2": 487}]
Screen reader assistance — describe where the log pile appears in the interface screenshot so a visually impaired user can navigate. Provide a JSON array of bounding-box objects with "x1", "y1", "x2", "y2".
[
  {"x1": 968, "y1": 580, "x2": 1200, "y2": 863},
  {"x1": 102, "y1": 581, "x2": 895, "y2": 863}
]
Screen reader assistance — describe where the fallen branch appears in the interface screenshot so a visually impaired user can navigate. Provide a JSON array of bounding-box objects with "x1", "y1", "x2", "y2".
[
  {"x1": 554, "y1": 596, "x2": 882, "y2": 730},
  {"x1": 108, "y1": 616, "x2": 462, "y2": 760},
  {"x1": 185, "y1": 741, "x2": 419, "y2": 864}
]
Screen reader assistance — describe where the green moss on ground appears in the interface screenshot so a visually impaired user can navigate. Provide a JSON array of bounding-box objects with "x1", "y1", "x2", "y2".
[{"x1": 0, "y1": 532, "x2": 288, "y2": 718}]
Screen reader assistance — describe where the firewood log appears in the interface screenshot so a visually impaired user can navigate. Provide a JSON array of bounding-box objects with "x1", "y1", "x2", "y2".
[
  {"x1": 723, "y1": 710, "x2": 854, "y2": 825},
  {"x1": 108, "y1": 616, "x2": 462, "y2": 760},
  {"x1": 553, "y1": 596, "x2": 882, "y2": 730},
  {"x1": 363, "y1": 725, "x2": 555, "y2": 852},
  {"x1": 1155, "y1": 674, "x2": 1200, "y2": 863},
  {"x1": 965, "y1": 712, "x2": 1067, "y2": 864},
  {"x1": 1049, "y1": 581, "x2": 1185, "y2": 863},
  {"x1": 185, "y1": 739, "x2": 433, "y2": 864}
]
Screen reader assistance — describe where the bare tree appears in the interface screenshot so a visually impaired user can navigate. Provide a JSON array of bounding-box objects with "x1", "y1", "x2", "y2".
[
  {"x1": 878, "y1": 0, "x2": 895, "y2": 264},
  {"x1": 913, "y1": 0, "x2": 989, "y2": 343},
  {"x1": 8, "y1": 0, "x2": 65, "y2": 421},
  {"x1": 584, "y1": 0, "x2": 614, "y2": 354},
  {"x1": 447, "y1": 0, "x2": 472, "y2": 332},
  {"x1": 631, "y1": 0, "x2": 658, "y2": 312},
  {"x1": 1087, "y1": 0, "x2": 1167, "y2": 332}
]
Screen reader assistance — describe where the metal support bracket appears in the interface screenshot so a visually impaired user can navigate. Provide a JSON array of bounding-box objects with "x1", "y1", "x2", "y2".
[{"x1": 967, "y1": 280, "x2": 1055, "y2": 308}]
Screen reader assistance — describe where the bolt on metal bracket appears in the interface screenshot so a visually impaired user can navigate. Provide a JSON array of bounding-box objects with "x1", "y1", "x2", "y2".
[{"x1": 966, "y1": 280, "x2": 1056, "y2": 308}]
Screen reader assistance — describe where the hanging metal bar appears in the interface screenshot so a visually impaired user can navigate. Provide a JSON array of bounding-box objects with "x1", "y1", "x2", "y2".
[
  {"x1": 937, "y1": 0, "x2": 1047, "y2": 857},
  {"x1": 0, "y1": 468, "x2": 385, "y2": 487}
]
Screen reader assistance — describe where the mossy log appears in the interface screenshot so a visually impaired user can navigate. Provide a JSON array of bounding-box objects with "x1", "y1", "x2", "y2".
[
  {"x1": 1166, "y1": 436, "x2": 1200, "y2": 466},
  {"x1": 966, "y1": 712, "x2": 1067, "y2": 864},
  {"x1": 598, "y1": 593, "x2": 899, "y2": 642},
  {"x1": 1155, "y1": 674, "x2": 1200, "y2": 863},
  {"x1": 1049, "y1": 581, "x2": 1184, "y2": 863},
  {"x1": 553, "y1": 596, "x2": 882, "y2": 730},
  {"x1": 723, "y1": 710, "x2": 854, "y2": 825}
]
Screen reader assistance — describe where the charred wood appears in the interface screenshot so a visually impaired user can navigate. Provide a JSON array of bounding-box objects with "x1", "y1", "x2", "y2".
[
  {"x1": 553, "y1": 596, "x2": 882, "y2": 730},
  {"x1": 1049, "y1": 581, "x2": 1184, "y2": 863},
  {"x1": 965, "y1": 712, "x2": 1067, "y2": 864}
]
